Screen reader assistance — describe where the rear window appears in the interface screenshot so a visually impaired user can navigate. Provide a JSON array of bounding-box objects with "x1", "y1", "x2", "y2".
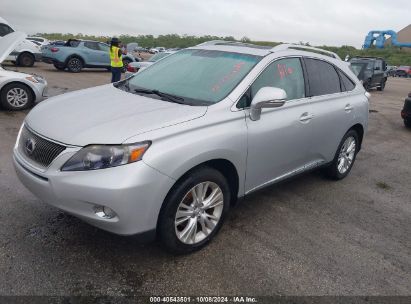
[
  {"x1": 305, "y1": 58, "x2": 341, "y2": 96},
  {"x1": 338, "y1": 70, "x2": 355, "y2": 92}
]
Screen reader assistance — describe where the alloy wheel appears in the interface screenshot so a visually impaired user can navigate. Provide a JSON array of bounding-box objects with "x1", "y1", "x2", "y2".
[
  {"x1": 175, "y1": 182, "x2": 224, "y2": 244},
  {"x1": 337, "y1": 136, "x2": 356, "y2": 174},
  {"x1": 6, "y1": 88, "x2": 28, "y2": 108}
]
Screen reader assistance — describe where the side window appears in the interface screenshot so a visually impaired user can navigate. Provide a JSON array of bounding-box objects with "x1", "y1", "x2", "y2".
[
  {"x1": 0, "y1": 24, "x2": 14, "y2": 37},
  {"x1": 84, "y1": 42, "x2": 99, "y2": 50},
  {"x1": 251, "y1": 58, "x2": 305, "y2": 101},
  {"x1": 305, "y1": 58, "x2": 341, "y2": 96},
  {"x1": 338, "y1": 70, "x2": 355, "y2": 92},
  {"x1": 99, "y1": 43, "x2": 109, "y2": 52}
]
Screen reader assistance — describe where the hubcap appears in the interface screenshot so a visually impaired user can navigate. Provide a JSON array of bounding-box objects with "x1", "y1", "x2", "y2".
[
  {"x1": 6, "y1": 88, "x2": 28, "y2": 108},
  {"x1": 337, "y1": 136, "x2": 356, "y2": 174},
  {"x1": 175, "y1": 182, "x2": 224, "y2": 245}
]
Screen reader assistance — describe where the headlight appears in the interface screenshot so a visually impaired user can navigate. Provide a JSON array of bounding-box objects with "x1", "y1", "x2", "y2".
[
  {"x1": 61, "y1": 141, "x2": 151, "y2": 171},
  {"x1": 26, "y1": 75, "x2": 45, "y2": 84}
]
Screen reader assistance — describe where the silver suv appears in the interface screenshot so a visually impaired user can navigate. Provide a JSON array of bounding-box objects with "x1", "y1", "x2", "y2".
[{"x1": 13, "y1": 41, "x2": 368, "y2": 253}]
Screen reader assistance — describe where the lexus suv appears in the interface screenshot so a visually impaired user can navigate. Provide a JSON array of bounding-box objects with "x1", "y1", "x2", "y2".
[{"x1": 13, "y1": 41, "x2": 369, "y2": 253}]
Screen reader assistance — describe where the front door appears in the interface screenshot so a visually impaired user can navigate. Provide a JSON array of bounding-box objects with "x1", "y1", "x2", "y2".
[{"x1": 244, "y1": 57, "x2": 313, "y2": 193}]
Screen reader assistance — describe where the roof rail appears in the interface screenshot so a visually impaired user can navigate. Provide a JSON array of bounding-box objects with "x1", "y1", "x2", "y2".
[
  {"x1": 271, "y1": 44, "x2": 341, "y2": 60},
  {"x1": 196, "y1": 40, "x2": 229, "y2": 46}
]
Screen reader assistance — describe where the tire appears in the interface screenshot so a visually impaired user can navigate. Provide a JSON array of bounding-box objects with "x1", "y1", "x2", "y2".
[
  {"x1": 404, "y1": 119, "x2": 411, "y2": 128},
  {"x1": 324, "y1": 129, "x2": 359, "y2": 180},
  {"x1": 53, "y1": 63, "x2": 65, "y2": 70},
  {"x1": 158, "y1": 167, "x2": 231, "y2": 254},
  {"x1": 66, "y1": 57, "x2": 83, "y2": 73},
  {"x1": 121, "y1": 59, "x2": 131, "y2": 73},
  {"x1": 0, "y1": 83, "x2": 34, "y2": 111},
  {"x1": 377, "y1": 78, "x2": 386, "y2": 91},
  {"x1": 17, "y1": 52, "x2": 35, "y2": 67}
]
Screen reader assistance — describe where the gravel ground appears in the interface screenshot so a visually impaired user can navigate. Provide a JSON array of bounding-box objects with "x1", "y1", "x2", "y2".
[{"x1": 0, "y1": 63, "x2": 410, "y2": 296}]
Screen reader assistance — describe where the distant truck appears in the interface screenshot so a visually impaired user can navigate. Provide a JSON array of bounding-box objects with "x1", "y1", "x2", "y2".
[
  {"x1": 41, "y1": 39, "x2": 137, "y2": 72},
  {"x1": 349, "y1": 57, "x2": 387, "y2": 91}
]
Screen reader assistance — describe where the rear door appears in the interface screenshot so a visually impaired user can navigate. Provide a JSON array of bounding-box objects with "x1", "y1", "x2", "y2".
[
  {"x1": 245, "y1": 57, "x2": 314, "y2": 193},
  {"x1": 304, "y1": 58, "x2": 356, "y2": 162}
]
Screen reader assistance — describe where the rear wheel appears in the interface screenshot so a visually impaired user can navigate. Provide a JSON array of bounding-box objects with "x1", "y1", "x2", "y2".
[
  {"x1": 158, "y1": 167, "x2": 230, "y2": 254},
  {"x1": 17, "y1": 52, "x2": 35, "y2": 67},
  {"x1": 324, "y1": 130, "x2": 359, "y2": 180},
  {"x1": 0, "y1": 83, "x2": 34, "y2": 111},
  {"x1": 377, "y1": 78, "x2": 386, "y2": 91},
  {"x1": 66, "y1": 57, "x2": 83, "y2": 73}
]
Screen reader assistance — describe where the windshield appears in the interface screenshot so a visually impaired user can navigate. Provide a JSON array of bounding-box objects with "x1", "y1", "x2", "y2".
[
  {"x1": 148, "y1": 52, "x2": 170, "y2": 62},
  {"x1": 123, "y1": 49, "x2": 261, "y2": 105},
  {"x1": 350, "y1": 62, "x2": 373, "y2": 77}
]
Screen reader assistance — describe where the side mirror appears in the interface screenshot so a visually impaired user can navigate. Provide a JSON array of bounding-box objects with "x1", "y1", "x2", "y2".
[{"x1": 250, "y1": 87, "x2": 287, "y2": 121}]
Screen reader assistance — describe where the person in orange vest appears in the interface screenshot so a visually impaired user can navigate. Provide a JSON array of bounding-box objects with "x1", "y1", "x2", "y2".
[{"x1": 109, "y1": 37, "x2": 124, "y2": 83}]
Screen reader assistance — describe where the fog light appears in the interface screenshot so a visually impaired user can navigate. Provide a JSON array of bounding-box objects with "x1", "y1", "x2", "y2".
[{"x1": 94, "y1": 205, "x2": 117, "y2": 219}]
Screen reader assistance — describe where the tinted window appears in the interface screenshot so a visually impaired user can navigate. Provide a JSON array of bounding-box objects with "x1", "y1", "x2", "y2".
[
  {"x1": 305, "y1": 58, "x2": 341, "y2": 96},
  {"x1": 0, "y1": 24, "x2": 14, "y2": 37},
  {"x1": 251, "y1": 58, "x2": 305, "y2": 101},
  {"x1": 338, "y1": 70, "x2": 355, "y2": 91},
  {"x1": 84, "y1": 41, "x2": 99, "y2": 50}
]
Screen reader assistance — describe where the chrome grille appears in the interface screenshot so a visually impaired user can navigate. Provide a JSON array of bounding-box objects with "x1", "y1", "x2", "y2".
[{"x1": 18, "y1": 126, "x2": 66, "y2": 168}]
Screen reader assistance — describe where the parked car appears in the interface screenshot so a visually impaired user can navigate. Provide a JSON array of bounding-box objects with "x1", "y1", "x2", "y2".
[
  {"x1": 13, "y1": 42, "x2": 368, "y2": 253},
  {"x1": 125, "y1": 51, "x2": 176, "y2": 78},
  {"x1": 386, "y1": 65, "x2": 398, "y2": 77},
  {"x1": 48, "y1": 40, "x2": 66, "y2": 46},
  {"x1": 27, "y1": 36, "x2": 50, "y2": 46},
  {"x1": 401, "y1": 92, "x2": 411, "y2": 128},
  {"x1": 0, "y1": 17, "x2": 42, "y2": 67},
  {"x1": 0, "y1": 32, "x2": 47, "y2": 110},
  {"x1": 349, "y1": 57, "x2": 387, "y2": 91},
  {"x1": 41, "y1": 39, "x2": 137, "y2": 72},
  {"x1": 394, "y1": 66, "x2": 411, "y2": 78}
]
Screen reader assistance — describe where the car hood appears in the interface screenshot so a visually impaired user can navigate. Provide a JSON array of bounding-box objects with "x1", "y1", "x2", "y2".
[
  {"x1": 25, "y1": 84, "x2": 207, "y2": 146},
  {"x1": 0, "y1": 31, "x2": 26, "y2": 63}
]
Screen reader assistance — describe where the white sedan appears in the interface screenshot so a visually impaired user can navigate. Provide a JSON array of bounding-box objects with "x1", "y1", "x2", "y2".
[{"x1": 0, "y1": 32, "x2": 47, "y2": 110}]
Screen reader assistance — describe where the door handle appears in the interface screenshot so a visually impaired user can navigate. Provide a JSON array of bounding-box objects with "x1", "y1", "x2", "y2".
[
  {"x1": 344, "y1": 104, "x2": 354, "y2": 112},
  {"x1": 299, "y1": 112, "x2": 314, "y2": 122}
]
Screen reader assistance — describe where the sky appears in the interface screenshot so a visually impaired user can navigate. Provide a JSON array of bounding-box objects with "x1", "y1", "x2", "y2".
[{"x1": 2, "y1": 0, "x2": 411, "y2": 48}]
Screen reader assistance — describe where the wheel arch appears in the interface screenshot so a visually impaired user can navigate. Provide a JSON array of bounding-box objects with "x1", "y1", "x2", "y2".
[
  {"x1": 349, "y1": 123, "x2": 364, "y2": 151},
  {"x1": 0, "y1": 81, "x2": 36, "y2": 102}
]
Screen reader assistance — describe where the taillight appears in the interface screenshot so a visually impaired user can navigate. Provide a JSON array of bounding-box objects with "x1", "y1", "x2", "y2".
[
  {"x1": 401, "y1": 111, "x2": 406, "y2": 119},
  {"x1": 50, "y1": 47, "x2": 59, "y2": 52},
  {"x1": 127, "y1": 65, "x2": 138, "y2": 73}
]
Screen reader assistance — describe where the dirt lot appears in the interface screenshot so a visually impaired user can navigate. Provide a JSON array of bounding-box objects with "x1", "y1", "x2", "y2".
[{"x1": 0, "y1": 62, "x2": 410, "y2": 296}]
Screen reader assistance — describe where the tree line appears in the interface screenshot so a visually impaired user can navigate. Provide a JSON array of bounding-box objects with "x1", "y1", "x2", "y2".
[{"x1": 36, "y1": 33, "x2": 411, "y2": 66}]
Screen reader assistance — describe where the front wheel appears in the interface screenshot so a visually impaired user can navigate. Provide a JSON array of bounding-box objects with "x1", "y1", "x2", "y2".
[
  {"x1": 324, "y1": 130, "x2": 359, "y2": 180},
  {"x1": 158, "y1": 167, "x2": 230, "y2": 254},
  {"x1": 0, "y1": 83, "x2": 34, "y2": 111}
]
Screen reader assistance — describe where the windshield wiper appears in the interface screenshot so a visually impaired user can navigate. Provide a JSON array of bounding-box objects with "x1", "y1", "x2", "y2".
[{"x1": 134, "y1": 88, "x2": 186, "y2": 104}]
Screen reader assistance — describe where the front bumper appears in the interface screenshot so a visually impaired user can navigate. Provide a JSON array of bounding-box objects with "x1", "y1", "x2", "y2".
[
  {"x1": 30, "y1": 80, "x2": 48, "y2": 103},
  {"x1": 13, "y1": 145, "x2": 175, "y2": 236}
]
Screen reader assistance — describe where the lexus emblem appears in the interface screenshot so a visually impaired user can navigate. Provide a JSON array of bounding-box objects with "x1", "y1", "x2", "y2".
[{"x1": 25, "y1": 138, "x2": 36, "y2": 155}]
